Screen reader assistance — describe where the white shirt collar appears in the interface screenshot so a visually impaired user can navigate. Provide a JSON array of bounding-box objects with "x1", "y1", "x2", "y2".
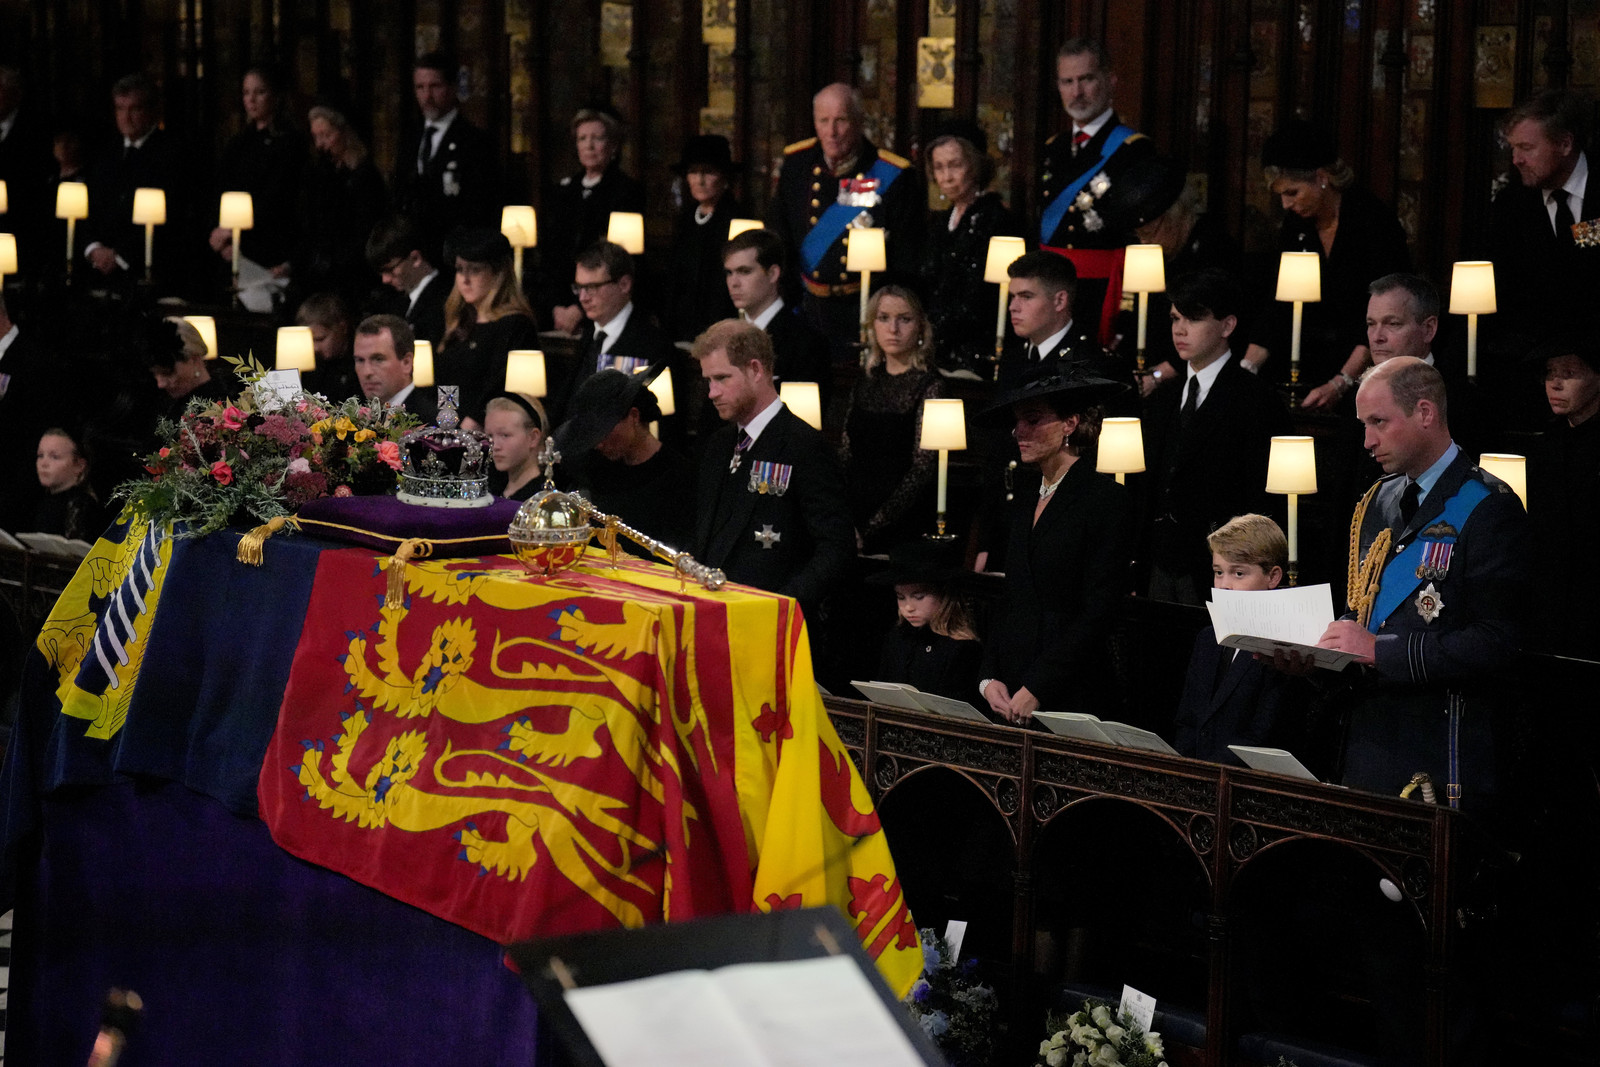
[
  {"x1": 1546, "y1": 152, "x2": 1588, "y2": 220},
  {"x1": 593, "y1": 300, "x2": 633, "y2": 348},
  {"x1": 740, "y1": 394, "x2": 785, "y2": 443},
  {"x1": 1184, "y1": 349, "x2": 1232, "y2": 408},
  {"x1": 124, "y1": 126, "x2": 156, "y2": 151},
  {"x1": 407, "y1": 269, "x2": 439, "y2": 309},
  {"x1": 426, "y1": 109, "x2": 458, "y2": 137},
  {"x1": 0, "y1": 324, "x2": 18, "y2": 362},
  {"x1": 749, "y1": 296, "x2": 785, "y2": 331},
  {"x1": 1033, "y1": 321, "x2": 1074, "y2": 358},
  {"x1": 1075, "y1": 108, "x2": 1113, "y2": 140},
  {"x1": 387, "y1": 382, "x2": 417, "y2": 408},
  {"x1": 0, "y1": 112, "x2": 16, "y2": 141}
]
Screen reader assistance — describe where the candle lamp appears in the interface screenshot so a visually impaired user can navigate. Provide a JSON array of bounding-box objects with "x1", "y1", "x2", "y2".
[
  {"x1": 1122, "y1": 245, "x2": 1166, "y2": 373},
  {"x1": 275, "y1": 326, "x2": 316, "y2": 373},
  {"x1": 504, "y1": 350, "x2": 548, "y2": 397},
  {"x1": 983, "y1": 235, "x2": 1027, "y2": 381},
  {"x1": 501, "y1": 206, "x2": 537, "y2": 287},
  {"x1": 182, "y1": 315, "x2": 218, "y2": 360},
  {"x1": 1266, "y1": 435, "x2": 1318, "y2": 586},
  {"x1": 218, "y1": 191, "x2": 254, "y2": 296},
  {"x1": 131, "y1": 187, "x2": 166, "y2": 282},
  {"x1": 0, "y1": 179, "x2": 8, "y2": 214},
  {"x1": 1096, "y1": 417, "x2": 1146, "y2": 485},
  {"x1": 412, "y1": 341, "x2": 435, "y2": 387},
  {"x1": 727, "y1": 218, "x2": 763, "y2": 240},
  {"x1": 1478, "y1": 453, "x2": 1526, "y2": 510},
  {"x1": 846, "y1": 227, "x2": 887, "y2": 357},
  {"x1": 779, "y1": 381, "x2": 822, "y2": 431},
  {"x1": 1275, "y1": 251, "x2": 1321, "y2": 398},
  {"x1": 0, "y1": 233, "x2": 17, "y2": 284},
  {"x1": 1450, "y1": 261, "x2": 1496, "y2": 383},
  {"x1": 606, "y1": 212, "x2": 645, "y2": 255},
  {"x1": 919, "y1": 397, "x2": 967, "y2": 540},
  {"x1": 56, "y1": 181, "x2": 89, "y2": 276},
  {"x1": 646, "y1": 368, "x2": 678, "y2": 439}
]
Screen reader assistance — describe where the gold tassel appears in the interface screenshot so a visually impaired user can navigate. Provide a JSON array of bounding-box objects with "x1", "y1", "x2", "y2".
[
  {"x1": 385, "y1": 537, "x2": 433, "y2": 609},
  {"x1": 236, "y1": 515, "x2": 296, "y2": 565}
]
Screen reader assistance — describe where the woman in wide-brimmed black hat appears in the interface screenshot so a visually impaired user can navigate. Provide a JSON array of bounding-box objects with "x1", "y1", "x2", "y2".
[
  {"x1": 663, "y1": 134, "x2": 752, "y2": 343},
  {"x1": 868, "y1": 538, "x2": 983, "y2": 703},
  {"x1": 977, "y1": 366, "x2": 1131, "y2": 724}
]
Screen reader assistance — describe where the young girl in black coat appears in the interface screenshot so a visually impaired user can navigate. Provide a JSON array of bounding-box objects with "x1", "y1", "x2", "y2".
[{"x1": 871, "y1": 539, "x2": 983, "y2": 703}]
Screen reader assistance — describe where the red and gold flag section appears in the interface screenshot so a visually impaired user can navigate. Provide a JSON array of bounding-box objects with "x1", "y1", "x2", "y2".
[{"x1": 259, "y1": 552, "x2": 920, "y2": 995}]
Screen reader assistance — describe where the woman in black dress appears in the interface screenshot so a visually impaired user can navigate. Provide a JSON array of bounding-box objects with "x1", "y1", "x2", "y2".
[
  {"x1": 301, "y1": 105, "x2": 388, "y2": 304},
  {"x1": 837, "y1": 285, "x2": 942, "y2": 552},
  {"x1": 978, "y1": 367, "x2": 1128, "y2": 723},
  {"x1": 919, "y1": 124, "x2": 1020, "y2": 375},
  {"x1": 662, "y1": 135, "x2": 748, "y2": 343},
  {"x1": 437, "y1": 227, "x2": 541, "y2": 429},
  {"x1": 209, "y1": 67, "x2": 306, "y2": 280},
  {"x1": 541, "y1": 108, "x2": 646, "y2": 332}
]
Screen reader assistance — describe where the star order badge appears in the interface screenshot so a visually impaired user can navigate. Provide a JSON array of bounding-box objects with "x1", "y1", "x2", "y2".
[
  {"x1": 1414, "y1": 582, "x2": 1444, "y2": 623},
  {"x1": 754, "y1": 524, "x2": 781, "y2": 549}
]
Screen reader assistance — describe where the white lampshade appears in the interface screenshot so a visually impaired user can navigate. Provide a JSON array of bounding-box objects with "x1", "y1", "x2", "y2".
[
  {"x1": 919, "y1": 398, "x2": 967, "y2": 451},
  {"x1": 845, "y1": 227, "x2": 887, "y2": 273},
  {"x1": 1122, "y1": 244, "x2": 1166, "y2": 293},
  {"x1": 648, "y1": 371, "x2": 676, "y2": 417},
  {"x1": 275, "y1": 326, "x2": 316, "y2": 372},
  {"x1": 1266, "y1": 435, "x2": 1319, "y2": 495},
  {"x1": 1449, "y1": 261, "x2": 1497, "y2": 315},
  {"x1": 0, "y1": 233, "x2": 16, "y2": 275},
  {"x1": 182, "y1": 315, "x2": 218, "y2": 359},
  {"x1": 504, "y1": 350, "x2": 547, "y2": 397},
  {"x1": 727, "y1": 218, "x2": 763, "y2": 240},
  {"x1": 607, "y1": 211, "x2": 645, "y2": 254},
  {"x1": 55, "y1": 181, "x2": 88, "y2": 220},
  {"x1": 0, "y1": 179, "x2": 8, "y2": 214},
  {"x1": 412, "y1": 341, "x2": 434, "y2": 387},
  {"x1": 1479, "y1": 453, "x2": 1527, "y2": 508},
  {"x1": 779, "y1": 381, "x2": 823, "y2": 430},
  {"x1": 983, "y1": 235, "x2": 1026, "y2": 284},
  {"x1": 501, "y1": 205, "x2": 537, "y2": 248},
  {"x1": 218, "y1": 191, "x2": 254, "y2": 229},
  {"x1": 132, "y1": 187, "x2": 167, "y2": 225},
  {"x1": 1096, "y1": 417, "x2": 1146, "y2": 475},
  {"x1": 1274, "y1": 251, "x2": 1321, "y2": 303}
]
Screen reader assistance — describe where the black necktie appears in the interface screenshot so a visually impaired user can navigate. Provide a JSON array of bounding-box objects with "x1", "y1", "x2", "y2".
[
  {"x1": 1552, "y1": 189, "x2": 1576, "y2": 245},
  {"x1": 1180, "y1": 375, "x2": 1199, "y2": 428},
  {"x1": 589, "y1": 330, "x2": 607, "y2": 370},
  {"x1": 1398, "y1": 480, "x2": 1420, "y2": 529},
  {"x1": 1027, "y1": 344, "x2": 1039, "y2": 363},
  {"x1": 417, "y1": 125, "x2": 438, "y2": 174}
]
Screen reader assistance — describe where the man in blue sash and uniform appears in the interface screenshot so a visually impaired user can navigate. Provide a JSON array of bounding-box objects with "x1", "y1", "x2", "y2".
[
  {"x1": 1315, "y1": 357, "x2": 1530, "y2": 813},
  {"x1": 769, "y1": 83, "x2": 922, "y2": 362},
  {"x1": 1038, "y1": 40, "x2": 1156, "y2": 343}
]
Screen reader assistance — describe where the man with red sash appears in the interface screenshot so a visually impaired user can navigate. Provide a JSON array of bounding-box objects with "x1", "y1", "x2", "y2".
[
  {"x1": 769, "y1": 83, "x2": 922, "y2": 361},
  {"x1": 1315, "y1": 357, "x2": 1529, "y2": 812},
  {"x1": 1038, "y1": 39, "x2": 1156, "y2": 343}
]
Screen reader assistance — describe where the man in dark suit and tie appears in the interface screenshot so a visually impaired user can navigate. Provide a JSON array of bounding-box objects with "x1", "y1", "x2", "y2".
[
  {"x1": 562, "y1": 241, "x2": 673, "y2": 423},
  {"x1": 393, "y1": 52, "x2": 498, "y2": 249},
  {"x1": 692, "y1": 319, "x2": 853, "y2": 625},
  {"x1": 353, "y1": 314, "x2": 437, "y2": 425},
  {"x1": 81, "y1": 74, "x2": 193, "y2": 290},
  {"x1": 1143, "y1": 268, "x2": 1287, "y2": 603},
  {"x1": 365, "y1": 216, "x2": 449, "y2": 347},
  {"x1": 994, "y1": 250, "x2": 1098, "y2": 385}
]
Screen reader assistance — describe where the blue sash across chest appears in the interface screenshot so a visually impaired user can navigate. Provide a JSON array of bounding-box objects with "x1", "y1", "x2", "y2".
[
  {"x1": 1038, "y1": 125, "x2": 1134, "y2": 243},
  {"x1": 1366, "y1": 478, "x2": 1492, "y2": 633},
  {"x1": 799, "y1": 156, "x2": 906, "y2": 274}
]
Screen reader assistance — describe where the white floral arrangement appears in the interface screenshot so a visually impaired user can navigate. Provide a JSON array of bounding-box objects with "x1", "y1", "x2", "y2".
[{"x1": 1036, "y1": 999, "x2": 1167, "y2": 1067}]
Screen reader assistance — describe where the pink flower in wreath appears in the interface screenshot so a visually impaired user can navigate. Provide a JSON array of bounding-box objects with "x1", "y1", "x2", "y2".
[
  {"x1": 211, "y1": 460, "x2": 234, "y2": 486},
  {"x1": 220, "y1": 405, "x2": 246, "y2": 430},
  {"x1": 333, "y1": 484, "x2": 354, "y2": 497},
  {"x1": 375, "y1": 440, "x2": 402, "y2": 471},
  {"x1": 287, "y1": 457, "x2": 311, "y2": 475}
]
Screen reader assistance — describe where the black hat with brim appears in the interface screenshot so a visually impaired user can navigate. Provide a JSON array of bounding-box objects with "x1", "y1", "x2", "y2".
[
  {"x1": 865, "y1": 537, "x2": 972, "y2": 587},
  {"x1": 444, "y1": 225, "x2": 513, "y2": 265},
  {"x1": 671, "y1": 134, "x2": 744, "y2": 176},
  {"x1": 1522, "y1": 330, "x2": 1600, "y2": 374},
  {"x1": 553, "y1": 363, "x2": 666, "y2": 457},
  {"x1": 980, "y1": 362, "x2": 1127, "y2": 418},
  {"x1": 1098, "y1": 153, "x2": 1187, "y2": 232},
  {"x1": 1260, "y1": 119, "x2": 1339, "y2": 172}
]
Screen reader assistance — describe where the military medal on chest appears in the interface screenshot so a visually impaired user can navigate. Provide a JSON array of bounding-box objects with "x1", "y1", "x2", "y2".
[
  {"x1": 1414, "y1": 522, "x2": 1458, "y2": 582},
  {"x1": 748, "y1": 460, "x2": 792, "y2": 496},
  {"x1": 838, "y1": 176, "x2": 881, "y2": 228},
  {"x1": 1415, "y1": 582, "x2": 1445, "y2": 623}
]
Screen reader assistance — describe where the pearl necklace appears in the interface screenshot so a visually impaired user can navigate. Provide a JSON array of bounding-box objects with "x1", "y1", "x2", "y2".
[{"x1": 1038, "y1": 470, "x2": 1068, "y2": 499}]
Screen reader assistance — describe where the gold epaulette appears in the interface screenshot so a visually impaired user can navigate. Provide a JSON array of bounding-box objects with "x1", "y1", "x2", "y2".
[
  {"x1": 1125, "y1": 131, "x2": 1148, "y2": 144},
  {"x1": 784, "y1": 137, "x2": 818, "y2": 155},
  {"x1": 1044, "y1": 132, "x2": 1059, "y2": 146},
  {"x1": 877, "y1": 147, "x2": 910, "y2": 169}
]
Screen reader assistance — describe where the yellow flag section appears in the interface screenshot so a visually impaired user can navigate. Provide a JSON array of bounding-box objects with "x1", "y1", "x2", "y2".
[
  {"x1": 34, "y1": 516, "x2": 174, "y2": 740},
  {"x1": 631, "y1": 563, "x2": 923, "y2": 998}
]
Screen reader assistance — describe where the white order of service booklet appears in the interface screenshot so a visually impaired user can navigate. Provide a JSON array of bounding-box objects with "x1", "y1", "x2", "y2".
[{"x1": 1206, "y1": 584, "x2": 1362, "y2": 671}]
